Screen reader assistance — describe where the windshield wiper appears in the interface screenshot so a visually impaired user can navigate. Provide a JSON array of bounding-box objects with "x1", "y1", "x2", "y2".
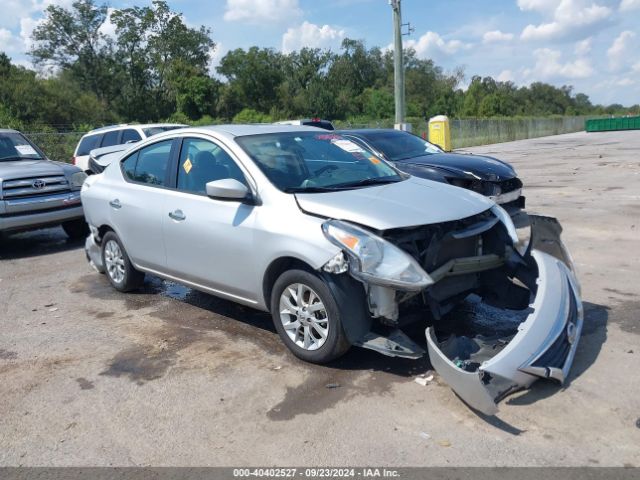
[
  {"x1": 332, "y1": 177, "x2": 403, "y2": 189},
  {"x1": 284, "y1": 186, "x2": 343, "y2": 193}
]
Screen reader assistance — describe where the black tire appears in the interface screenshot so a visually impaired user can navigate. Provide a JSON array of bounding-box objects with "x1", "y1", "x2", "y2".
[
  {"x1": 271, "y1": 269, "x2": 351, "y2": 364},
  {"x1": 101, "y1": 231, "x2": 144, "y2": 292},
  {"x1": 62, "y1": 219, "x2": 89, "y2": 239}
]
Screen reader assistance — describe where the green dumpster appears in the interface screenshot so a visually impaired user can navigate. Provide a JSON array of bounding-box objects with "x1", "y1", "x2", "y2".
[{"x1": 586, "y1": 116, "x2": 640, "y2": 132}]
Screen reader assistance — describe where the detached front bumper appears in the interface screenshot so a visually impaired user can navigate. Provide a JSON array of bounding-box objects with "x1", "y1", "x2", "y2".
[{"x1": 426, "y1": 249, "x2": 583, "y2": 415}]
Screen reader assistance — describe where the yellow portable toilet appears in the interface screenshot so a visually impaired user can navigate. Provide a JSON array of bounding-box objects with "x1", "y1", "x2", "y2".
[{"x1": 428, "y1": 115, "x2": 452, "y2": 152}]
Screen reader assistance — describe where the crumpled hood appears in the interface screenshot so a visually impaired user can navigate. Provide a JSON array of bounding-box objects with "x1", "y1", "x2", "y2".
[
  {"x1": 295, "y1": 177, "x2": 494, "y2": 231},
  {"x1": 398, "y1": 153, "x2": 516, "y2": 181},
  {"x1": 0, "y1": 159, "x2": 67, "y2": 181}
]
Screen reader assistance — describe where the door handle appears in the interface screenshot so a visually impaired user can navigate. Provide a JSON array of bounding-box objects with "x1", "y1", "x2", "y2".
[
  {"x1": 109, "y1": 199, "x2": 121, "y2": 209},
  {"x1": 168, "y1": 209, "x2": 186, "y2": 221}
]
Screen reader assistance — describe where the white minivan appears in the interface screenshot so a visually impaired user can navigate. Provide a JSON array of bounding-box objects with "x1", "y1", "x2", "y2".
[{"x1": 72, "y1": 123, "x2": 186, "y2": 173}]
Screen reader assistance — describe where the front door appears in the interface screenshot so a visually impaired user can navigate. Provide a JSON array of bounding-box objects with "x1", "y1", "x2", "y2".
[{"x1": 162, "y1": 137, "x2": 258, "y2": 302}]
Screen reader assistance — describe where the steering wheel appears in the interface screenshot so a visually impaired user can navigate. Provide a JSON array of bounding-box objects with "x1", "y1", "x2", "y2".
[{"x1": 314, "y1": 164, "x2": 339, "y2": 176}]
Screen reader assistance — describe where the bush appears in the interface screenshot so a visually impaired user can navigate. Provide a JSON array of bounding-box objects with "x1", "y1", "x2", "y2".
[{"x1": 232, "y1": 108, "x2": 272, "y2": 124}]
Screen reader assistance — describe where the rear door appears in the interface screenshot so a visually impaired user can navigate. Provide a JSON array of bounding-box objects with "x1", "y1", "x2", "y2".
[
  {"x1": 109, "y1": 139, "x2": 178, "y2": 271},
  {"x1": 162, "y1": 136, "x2": 258, "y2": 301}
]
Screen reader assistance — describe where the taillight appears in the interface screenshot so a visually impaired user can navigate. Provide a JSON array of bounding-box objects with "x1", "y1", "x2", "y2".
[{"x1": 72, "y1": 156, "x2": 77, "y2": 165}]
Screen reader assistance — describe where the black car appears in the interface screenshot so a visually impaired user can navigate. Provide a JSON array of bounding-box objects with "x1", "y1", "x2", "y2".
[{"x1": 339, "y1": 129, "x2": 525, "y2": 212}]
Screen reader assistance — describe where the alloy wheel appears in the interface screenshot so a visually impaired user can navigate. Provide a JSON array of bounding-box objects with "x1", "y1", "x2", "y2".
[
  {"x1": 104, "y1": 239, "x2": 125, "y2": 284},
  {"x1": 279, "y1": 283, "x2": 329, "y2": 351}
]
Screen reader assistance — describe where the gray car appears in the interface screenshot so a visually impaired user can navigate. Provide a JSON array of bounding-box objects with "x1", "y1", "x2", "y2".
[
  {"x1": 81, "y1": 125, "x2": 583, "y2": 414},
  {"x1": 0, "y1": 129, "x2": 87, "y2": 238}
]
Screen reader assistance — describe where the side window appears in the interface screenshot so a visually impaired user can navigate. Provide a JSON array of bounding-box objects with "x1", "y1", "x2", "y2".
[
  {"x1": 121, "y1": 140, "x2": 173, "y2": 186},
  {"x1": 101, "y1": 130, "x2": 121, "y2": 147},
  {"x1": 121, "y1": 129, "x2": 142, "y2": 144},
  {"x1": 121, "y1": 152, "x2": 139, "y2": 181},
  {"x1": 134, "y1": 140, "x2": 173, "y2": 186},
  {"x1": 177, "y1": 138, "x2": 246, "y2": 195},
  {"x1": 77, "y1": 134, "x2": 102, "y2": 156}
]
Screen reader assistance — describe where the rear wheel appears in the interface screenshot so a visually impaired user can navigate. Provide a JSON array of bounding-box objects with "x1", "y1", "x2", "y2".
[
  {"x1": 271, "y1": 269, "x2": 350, "y2": 363},
  {"x1": 101, "y1": 231, "x2": 144, "y2": 292},
  {"x1": 62, "y1": 219, "x2": 89, "y2": 239}
]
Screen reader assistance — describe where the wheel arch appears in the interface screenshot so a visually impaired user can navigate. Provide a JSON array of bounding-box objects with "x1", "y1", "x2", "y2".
[{"x1": 262, "y1": 256, "x2": 316, "y2": 311}]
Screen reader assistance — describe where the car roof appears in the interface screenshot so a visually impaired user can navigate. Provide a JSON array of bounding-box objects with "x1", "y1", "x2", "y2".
[
  {"x1": 0, "y1": 128, "x2": 20, "y2": 134},
  {"x1": 176, "y1": 124, "x2": 325, "y2": 138},
  {"x1": 84, "y1": 123, "x2": 187, "y2": 136}
]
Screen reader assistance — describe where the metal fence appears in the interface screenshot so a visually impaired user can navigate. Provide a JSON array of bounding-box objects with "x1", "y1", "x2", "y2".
[
  {"x1": 21, "y1": 116, "x2": 591, "y2": 163},
  {"x1": 336, "y1": 116, "x2": 590, "y2": 149},
  {"x1": 23, "y1": 131, "x2": 85, "y2": 163}
]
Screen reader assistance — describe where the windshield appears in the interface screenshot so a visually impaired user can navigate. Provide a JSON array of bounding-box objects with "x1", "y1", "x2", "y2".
[
  {"x1": 142, "y1": 126, "x2": 185, "y2": 137},
  {"x1": 0, "y1": 132, "x2": 45, "y2": 161},
  {"x1": 359, "y1": 131, "x2": 443, "y2": 161},
  {"x1": 236, "y1": 132, "x2": 403, "y2": 193}
]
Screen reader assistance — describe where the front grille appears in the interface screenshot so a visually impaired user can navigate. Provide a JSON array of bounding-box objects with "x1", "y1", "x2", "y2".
[
  {"x1": 1, "y1": 175, "x2": 71, "y2": 199},
  {"x1": 531, "y1": 280, "x2": 578, "y2": 369}
]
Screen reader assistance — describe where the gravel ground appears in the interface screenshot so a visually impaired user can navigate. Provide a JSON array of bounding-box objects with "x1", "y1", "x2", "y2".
[{"x1": 0, "y1": 130, "x2": 638, "y2": 466}]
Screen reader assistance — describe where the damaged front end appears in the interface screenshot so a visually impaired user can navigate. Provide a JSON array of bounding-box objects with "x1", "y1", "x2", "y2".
[{"x1": 323, "y1": 210, "x2": 583, "y2": 415}]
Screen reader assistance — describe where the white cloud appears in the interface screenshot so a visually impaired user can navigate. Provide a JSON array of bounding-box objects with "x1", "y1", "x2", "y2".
[
  {"x1": 633, "y1": 61, "x2": 640, "y2": 72},
  {"x1": 0, "y1": 27, "x2": 23, "y2": 54},
  {"x1": 19, "y1": 16, "x2": 41, "y2": 53},
  {"x1": 208, "y1": 42, "x2": 227, "y2": 77},
  {"x1": 281, "y1": 21, "x2": 345, "y2": 53},
  {"x1": 520, "y1": 0, "x2": 612, "y2": 42},
  {"x1": 497, "y1": 69, "x2": 514, "y2": 82},
  {"x1": 616, "y1": 77, "x2": 635, "y2": 86},
  {"x1": 517, "y1": 0, "x2": 558, "y2": 12},
  {"x1": 524, "y1": 48, "x2": 594, "y2": 79},
  {"x1": 620, "y1": 0, "x2": 640, "y2": 11},
  {"x1": 404, "y1": 31, "x2": 472, "y2": 59},
  {"x1": 574, "y1": 37, "x2": 592, "y2": 55},
  {"x1": 224, "y1": 0, "x2": 302, "y2": 24},
  {"x1": 482, "y1": 30, "x2": 514, "y2": 43},
  {"x1": 607, "y1": 30, "x2": 636, "y2": 70},
  {"x1": 98, "y1": 8, "x2": 117, "y2": 39}
]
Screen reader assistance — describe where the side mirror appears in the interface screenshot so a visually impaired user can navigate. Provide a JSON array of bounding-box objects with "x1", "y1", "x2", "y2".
[{"x1": 205, "y1": 178, "x2": 250, "y2": 201}]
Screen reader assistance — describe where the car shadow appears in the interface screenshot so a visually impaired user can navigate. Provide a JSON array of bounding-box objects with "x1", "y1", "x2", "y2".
[
  {"x1": 0, "y1": 227, "x2": 83, "y2": 260},
  {"x1": 114, "y1": 277, "x2": 608, "y2": 434}
]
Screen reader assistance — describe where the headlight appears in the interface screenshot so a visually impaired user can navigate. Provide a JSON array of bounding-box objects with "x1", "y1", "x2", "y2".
[
  {"x1": 70, "y1": 171, "x2": 88, "y2": 189},
  {"x1": 491, "y1": 204, "x2": 529, "y2": 255},
  {"x1": 322, "y1": 219, "x2": 433, "y2": 291}
]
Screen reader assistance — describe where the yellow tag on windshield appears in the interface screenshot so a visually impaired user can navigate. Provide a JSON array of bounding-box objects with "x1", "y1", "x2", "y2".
[
  {"x1": 183, "y1": 158, "x2": 193, "y2": 174},
  {"x1": 369, "y1": 156, "x2": 381, "y2": 164}
]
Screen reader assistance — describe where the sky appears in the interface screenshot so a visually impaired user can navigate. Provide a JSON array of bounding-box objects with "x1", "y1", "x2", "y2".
[{"x1": 1, "y1": 0, "x2": 639, "y2": 105}]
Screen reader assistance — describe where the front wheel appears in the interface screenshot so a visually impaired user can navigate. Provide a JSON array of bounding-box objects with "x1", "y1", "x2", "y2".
[
  {"x1": 271, "y1": 269, "x2": 351, "y2": 364},
  {"x1": 101, "y1": 231, "x2": 144, "y2": 292}
]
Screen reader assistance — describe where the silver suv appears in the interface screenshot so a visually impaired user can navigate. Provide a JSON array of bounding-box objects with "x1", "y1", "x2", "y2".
[
  {"x1": 0, "y1": 129, "x2": 87, "y2": 238},
  {"x1": 81, "y1": 125, "x2": 583, "y2": 414}
]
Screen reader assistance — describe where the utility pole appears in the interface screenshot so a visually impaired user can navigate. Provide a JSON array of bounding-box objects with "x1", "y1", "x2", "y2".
[{"x1": 390, "y1": 0, "x2": 409, "y2": 131}]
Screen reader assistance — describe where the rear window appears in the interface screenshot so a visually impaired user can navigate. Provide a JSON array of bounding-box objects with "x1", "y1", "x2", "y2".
[
  {"x1": 302, "y1": 120, "x2": 334, "y2": 131},
  {"x1": 121, "y1": 129, "x2": 142, "y2": 143},
  {"x1": 101, "y1": 130, "x2": 121, "y2": 148},
  {"x1": 76, "y1": 134, "x2": 102, "y2": 156}
]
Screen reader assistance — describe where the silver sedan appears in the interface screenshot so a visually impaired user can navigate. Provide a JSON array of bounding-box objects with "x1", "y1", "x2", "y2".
[{"x1": 81, "y1": 125, "x2": 583, "y2": 415}]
